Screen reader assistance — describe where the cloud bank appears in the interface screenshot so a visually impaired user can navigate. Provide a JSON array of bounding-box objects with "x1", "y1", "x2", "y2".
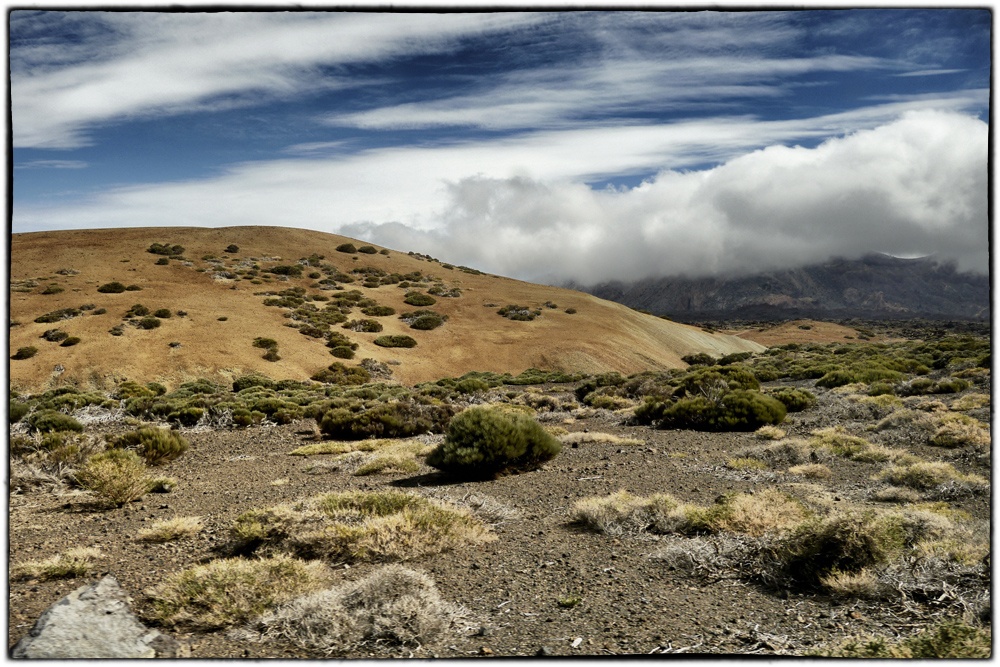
[{"x1": 345, "y1": 110, "x2": 988, "y2": 284}]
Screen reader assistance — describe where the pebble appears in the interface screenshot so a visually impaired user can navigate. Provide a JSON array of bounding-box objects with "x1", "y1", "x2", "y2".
[
  {"x1": 536, "y1": 646, "x2": 552, "y2": 656},
  {"x1": 479, "y1": 647, "x2": 493, "y2": 656}
]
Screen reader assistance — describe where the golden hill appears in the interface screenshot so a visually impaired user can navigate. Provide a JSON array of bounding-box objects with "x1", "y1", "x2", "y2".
[{"x1": 9, "y1": 226, "x2": 763, "y2": 392}]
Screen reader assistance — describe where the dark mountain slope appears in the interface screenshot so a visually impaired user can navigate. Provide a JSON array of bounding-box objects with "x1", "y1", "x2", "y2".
[{"x1": 580, "y1": 254, "x2": 989, "y2": 321}]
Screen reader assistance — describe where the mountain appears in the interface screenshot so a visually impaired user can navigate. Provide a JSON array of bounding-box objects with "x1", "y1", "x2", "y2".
[
  {"x1": 580, "y1": 254, "x2": 989, "y2": 321},
  {"x1": 9, "y1": 226, "x2": 762, "y2": 393}
]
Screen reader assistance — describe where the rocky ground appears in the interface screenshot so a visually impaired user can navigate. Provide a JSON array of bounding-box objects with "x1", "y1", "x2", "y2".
[{"x1": 8, "y1": 378, "x2": 991, "y2": 658}]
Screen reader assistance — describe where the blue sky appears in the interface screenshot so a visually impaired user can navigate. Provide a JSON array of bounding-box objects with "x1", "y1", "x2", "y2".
[{"x1": 10, "y1": 9, "x2": 990, "y2": 284}]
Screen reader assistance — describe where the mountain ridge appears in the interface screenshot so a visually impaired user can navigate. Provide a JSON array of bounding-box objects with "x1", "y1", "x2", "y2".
[{"x1": 579, "y1": 254, "x2": 989, "y2": 321}]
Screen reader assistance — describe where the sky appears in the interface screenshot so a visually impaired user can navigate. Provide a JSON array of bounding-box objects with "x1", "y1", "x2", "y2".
[{"x1": 10, "y1": 8, "x2": 991, "y2": 285}]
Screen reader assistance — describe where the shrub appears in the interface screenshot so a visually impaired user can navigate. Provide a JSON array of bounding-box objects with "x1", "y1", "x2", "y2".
[
  {"x1": 75, "y1": 449, "x2": 152, "y2": 507},
  {"x1": 155, "y1": 257, "x2": 169, "y2": 265},
  {"x1": 12, "y1": 346, "x2": 38, "y2": 360},
  {"x1": 149, "y1": 555, "x2": 332, "y2": 630},
  {"x1": 147, "y1": 242, "x2": 185, "y2": 256},
  {"x1": 138, "y1": 516, "x2": 203, "y2": 543},
  {"x1": 137, "y1": 316, "x2": 161, "y2": 330},
  {"x1": 126, "y1": 303, "x2": 150, "y2": 317},
  {"x1": 97, "y1": 281, "x2": 127, "y2": 293},
  {"x1": 318, "y1": 401, "x2": 455, "y2": 439},
  {"x1": 767, "y1": 387, "x2": 817, "y2": 412},
  {"x1": 34, "y1": 307, "x2": 81, "y2": 323},
  {"x1": 125, "y1": 284, "x2": 142, "y2": 291},
  {"x1": 40, "y1": 284, "x2": 64, "y2": 295},
  {"x1": 311, "y1": 362, "x2": 371, "y2": 385},
  {"x1": 875, "y1": 461, "x2": 987, "y2": 491},
  {"x1": 811, "y1": 620, "x2": 991, "y2": 658},
  {"x1": 110, "y1": 427, "x2": 189, "y2": 465},
  {"x1": 60, "y1": 336, "x2": 81, "y2": 347},
  {"x1": 329, "y1": 346, "x2": 355, "y2": 360},
  {"x1": 225, "y1": 244, "x2": 240, "y2": 253},
  {"x1": 27, "y1": 410, "x2": 83, "y2": 433},
  {"x1": 343, "y1": 319, "x2": 383, "y2": 333},
  {"x1": 374, "y1": 335, "x2": 417, "y2": 348},
  {"x1": 409, "y1": 313, "x2": 446, "y2": 330},
  {"x1": 269, "y1": 265, "x2": 303, "y2": 277},
  {"x1": 9, "y1": 400, "x2": 31, "y2": 423},
  {"x1": 404, "y1": 292, "x2": 436, "y2": 307},
  {"x1": 497, "y1": 304, "x2": 537, "y2": 321},
  {"x1": 251, "y1": 565, "x2": 461, "y2": 654},
  {"x1": 657, "y1": 390, "x2": 786, "y2": 432},
  {"x1": 228, "y1": 491, "x2": 493, "y2": 563},
  {"x1": 252, "y1": 337, "x2": 278, "y2": 351},
  {"x1": 681, "y1": 352, "x2": 716, "y2": 366},
  {"x1": 262, "y1": 349, "x2": 281, "y2": 362},
  {"x1": 336, "y1": 243, "x2": 357, "y2": 254},
  {"x1": 153, "y1": 308, "x2": 172, "y2": 318},
  {"x1": 565, "y1": 308, "x2": 577, "y2": 314},
  {"x1": 426, "y1": 406, "x2": 561, "y2": 478},
  {"x1": 357, "y1": 245, "x2": 378, "y2": 254},
  {"x1": 11, "y1": 547, "x2": 103, "y2": 582},
  {"x1": 362, "y1": 304, "x2": 396, "y2": 317}
]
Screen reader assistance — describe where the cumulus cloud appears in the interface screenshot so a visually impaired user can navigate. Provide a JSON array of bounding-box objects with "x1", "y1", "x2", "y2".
[{"x1": 346, "y1": 110, "x2": 988, "y2": 284}]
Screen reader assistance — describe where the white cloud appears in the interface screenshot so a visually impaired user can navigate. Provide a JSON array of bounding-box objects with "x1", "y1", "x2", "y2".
[
  {"x1": 11, "y1": 12, "x2": 541, "y2": 148},
  {"x1": 13, "y1": 109, "x2": 986, "y2": 284}
]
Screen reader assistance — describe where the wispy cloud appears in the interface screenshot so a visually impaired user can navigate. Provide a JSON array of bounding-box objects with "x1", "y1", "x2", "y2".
[
  {"x1": 11, "y1": 12, "x2": 541, "y2": 148},
  {"x1": 15, "y1": 159, "x2": 88, "y2": 169}
]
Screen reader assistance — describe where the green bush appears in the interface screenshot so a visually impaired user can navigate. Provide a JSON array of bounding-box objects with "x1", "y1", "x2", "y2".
[
  {"x1": 329, "y1": 346, "x2": 356, "y2": 360},
  {"x1": 455, "y1": 378, "x2": 490, "y2": 394},
  {"x1": 110, "y1": 427, "x2": 189, "y2": 465},
  {"x1": 126, "y1": 304, "x2": 150, "y2": 317},
  {"x1": 816, "y1": 367, "x2": 904, "y2": 388},
  {"x1": 403, "y1": 292, "x2": 436, "y2": 307},
  {"x1": 137, "y1": 316, "x2": 161, "y2": 330},
  {"x1": 97, "y1": 281, "x2": 127, "y2": 293},
  {"x1": 34, "y1": 307, "x2": 81, "y2": 323},
  {"x1": 311, "y1": 362, "x2": 371, "y2": 385},
  {"x1": 41, "y1": 329, "x2": 69, "y2": 342},
  {"x1": 225, "y1": 244, "x2": 240, "y2": 254},
  {"x1": 233, "y1": 374, "x2": 276, "y2": 392},
  {"x1": 147, "y1": 242, "x2": 185, "y2": 256},
  {"x1": 361, "y1": 305, "x2": 396, "y2": 317},
  {"x1": 767, "y1": 387, "x2": 817, "y2": 412},
  {"x1": 373, "y1": 335, "x2": 417, "y2": 348},
  {"x1": 155, "y1": 257, "x2": 170, "y2": 265},
  {"x1": 681, "y1": 352, "x2": 716, "y2": 366},
  {"x1": 318, "y1": 402, "x2": 456, "y2": 440},
  {"x1": 253, "y1": 337, "x2": 278, "y2": 351},
  {"x1": 812, "y1": 620, "x2": 991, "y2": 658},
  {"x1": 336, "y1": 243, "x2": 357, "y2": 254},
  {"x1": 60, "y1": 337, "x2": 81, "y2": 347},
  {"x1": 497, "y1": 304, "x2": 537, "y2": 321},
  {"x1": 657, "y1": 390, "x2": 786, "y2": 432},
  {"x1": 269, "y1": 265, "x2": 303, "y2": 277},
  {"x1": 426, "y1": 406, "x2": 561, "y2": 478},
  {"x1": 12, "y1": 346, "x2": 40, "y2": 360},
  {"x1": 357, "y1": 245, "x2": 378, "y2": 254},
  {"x1": 409, "y1": 313, "x2": 446, "y2": 330},
  {"x1": 125, "y1": 284, "x2": 142, "y2": 291},
  {"x1": 343, "y1": 319, "x2": 383, "y2": 333},
  {"x1": 153, "y1": 308, "x2": 172, "y2": 319},
  {"x1": 41, "y1": 284, "x2": 64, "y2": 295},
  {"x1": 27, "y1": 410, "x2": 83, "y2": 433},
  {"x1": 9, "y1": 400, "x2": 31, "y2": 423}
]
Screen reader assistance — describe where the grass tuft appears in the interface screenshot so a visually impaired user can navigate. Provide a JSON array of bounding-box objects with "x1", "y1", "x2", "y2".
[{"x1": 11, "y1": 547, "x2": 103, "y2": 581}]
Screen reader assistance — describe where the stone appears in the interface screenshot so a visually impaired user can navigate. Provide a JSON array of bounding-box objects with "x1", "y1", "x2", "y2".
[{"x1": 11, "y1": 575, "x2": 189, "y2": 659}]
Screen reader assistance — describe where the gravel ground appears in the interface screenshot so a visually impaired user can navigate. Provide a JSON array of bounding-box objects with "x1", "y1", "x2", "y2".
[{"x1": 8, "y1": 385, "x2": 991, "y2": 658}]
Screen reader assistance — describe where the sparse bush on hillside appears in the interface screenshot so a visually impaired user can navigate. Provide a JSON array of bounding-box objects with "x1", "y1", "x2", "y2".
[
  {"x1": 343, "y1": 319, "x2": 383, "y2": 333},
  {"x1": 34, "y1": 307, "x2": 81, "y2": 323},
  {"x1": 42, "y1": 328, "x2": 69, "y2": 342},
  {"x1": 126, "y1": 304, "x2": 150, "y2": 317},
  {"x1": 336, "y1": 243, "x2": 357, "y2": 254},
  {"x1": 153, "y1": 308, "x2": 172, "y2": 318},
  {"x1": 125, "y1": 284, "x2": 142, "y2": 291},
  {"x1": 60, "y1": 336, "x2": 81, "y2": 347},
  {"x1": 357, "y1": 245, "x2": 378, "y2": 254},
  {"x1": 361, "y1": 304, "x2": 396, "y2": 317},
  {"x1": 11, "y1": 547, "x2": 103, "y2": 582},
  {"x1": 137, "y1": 316, "x2": 161, "y2": 330},
  {"x1": 311, "y1": 362, "x2": 371, "y2": 385},
  {"x1": 767, "y1": 387, "x2": 817, "y2": 412},
  {"x1": 329, "y1": 346, "x2": 355, "y2": 360},
  {"x1": 269, "y1": 265, "x2": 303, "y2": 277},
  {"x1": 404, "y1": 291, "x2": 436, "y2": 307},
  {"x1": 374, "y1": 335, "x2": 417, "y2": 349},
  {"x1": 681, "y1": 352, "x2": 716, "y2": 366},
  {"x1": 40, "y1": 284, "x2": 64, "y2": 295},
  {"x1": 97, "y1": 281, "x2": 128, "y2": 293},
  {"x1": 654, "y1": 390, "x2": 786, "y2": 432},
  {"x1": 497, "y1": 304, "x2": 539, "y2": 321},
  {"x1": 225, "y1": 244, "x2": 240, "y2": 253},
  {"x1": 426, "y1": 406, "x2": 561, "y2": 478},
  {"x1": 811, "y1": 620, "x2": 991, "y2": 658},
  {"x1": 147, "y1": 242, "x2": 185, "y2": 256}
]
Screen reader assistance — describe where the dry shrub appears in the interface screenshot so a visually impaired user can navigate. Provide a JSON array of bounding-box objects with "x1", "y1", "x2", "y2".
[
  {"x1": 229, "y1": 491, "x2": 494, "y2": 562},
  {"x1": 725, "y1": 457, "x2": 768, "y2": 471},
  {"x1": 811, "y1": 620, "x2": 991, "y2": 658},
  {"x1": 873, "y1": 408, "x2": 921, "y2": 431},
  {"x1": 950, "y1": 393, "x2": 990, "y2": 411},
  {"x1": 927, "y1": 413, "x2": 990, "y2": 449},
  {"x1": 137, "y1": 516, "x2": 203, "y2": 543},
  {"x1": 754, "y1": 425, "x2": 786, "y2": 441},
  {"x1": 420, "y1": 491, "x2": 520, "y2": 526},
  {"x1": 875, "y1": 461, "x2": 988, "y2": 492},
  {"x1": 871, "y1": 486, "x2": 921, "y2": 504},
  {"x1": 788, "y1": 463, "x2": 832, "y2": 479},
  {"x1": 809, "y1": 427, "x2": 873, "y2": 459},
  {"x1": 11, "y1": 547, "x2": 102, "y2": 581},
  {"x1": 573, "y1": 487, "x2": 807, "y2": 538},
  {"x1": 820, "y1": 568, "x2": 885, "y2": 599},
  {"x1": 75, "y1": 449, "x2": 153, "y2": 507},
  {"x1": 148, "y1": 555, "x2": 332, "y2": 630},
  {"x1": 247, "y1": 565, "x2": 463, "y2": 654},
  {"x1": 354, "y1": 453, "x2": 421, "y2": 476},
  {"x1": 559, "y1": 431, "x2": 644, "y2": 447}
]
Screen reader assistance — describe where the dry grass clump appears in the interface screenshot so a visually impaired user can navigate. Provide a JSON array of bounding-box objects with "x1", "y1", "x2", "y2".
[
  {"x1": 354, "y1": 453, "x2": 421, "y2": 476},
  {"x1": 754, "y1": 425, "x2": 786, "y2": 440},
  {"x1": 874, "y1": 461, "x2": 988, "y2": 492},
  {"x1": 810, "y1": 620, "x2": 991, "y2": 658},
  {"x1": 245, "y1": 565, "x2": 464, "y2": 655},
  {"x1": 725, "y1": 457, "x2": 767, "y2": 471},
  {"x1": 420, "y1": 491, "x2": 521, "y2": 526},
  {"x1": 229, "y1": 490, "x2": 495, "y2": 562},
  {"x1": 559, "y1": 431, "x2": 644, "y2": 447},
  {"x1": 75, "y1": 449, "x2": 154, "y2": 507},
  {"x1": 11, "y1": 547, "x2": 103, "y2": 581},
  {"x1": 137, "y1": 516, "x2": 204, "y2": 543},
  {"x1": 872, "y1": 408, "x2": 921, "y2": 431},
  {"x1": 871, "y1": 486, "x2": 922, "y2": 504},
  {"x1": 926, "y1": 413, "x2": 990, "y2": 449},
  {"x1": 949, "y1": 392, "x2": 990, "y2": 411},
  {"x1": 148, "y1": 555, "x2": 333, "y2": 630},
  {"x1": 787, "y1": 463, "x2": 832, "y2": 479},
  {"x1": 809, "y1": 427, "x2": 913, "y2": 464},
  {"x1": 741, "y1": 439, "x2": 815, "y2": 466},
  {"x1": 819, "y1": 568, "x2": 884, "y2": 599},
  {"x1": 572, "y1": 487, "x2": 808, "y2": 538}
]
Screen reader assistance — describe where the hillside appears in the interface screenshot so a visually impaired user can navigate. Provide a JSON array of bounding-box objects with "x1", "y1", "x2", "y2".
[
  {"x1": 9, "y1": 226, "x2": 762, "y2": 392},
  {"x1": 581, "y1": 254, "x2": 989, "y2": 321}
]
